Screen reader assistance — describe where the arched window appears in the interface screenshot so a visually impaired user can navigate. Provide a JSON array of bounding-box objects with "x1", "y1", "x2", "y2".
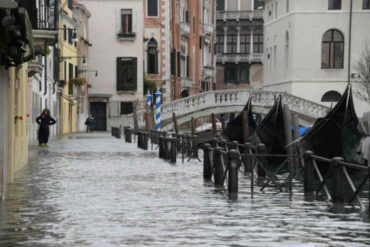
[
  {"x1": 321, "y1": 91, "x2": 341, "y2": 102},
  {"x1": 321, "y1": 29, "x2": 344, "y2": 69},
  {"x1": 147, "y1": 38, "x2": 158, "y2": 74},
  {"x1": 227, "y1": 28, "x2": 237, "y2": 53}
]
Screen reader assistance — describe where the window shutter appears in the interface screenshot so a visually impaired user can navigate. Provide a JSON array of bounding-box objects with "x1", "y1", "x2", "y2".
[
  {"x1": 132, "y1": 9, "x2": 137, "y2": 33},
  {"x1": 115, "y1": 9, "x2": 121, "y2": 35},
  {"x1": 177, "y1": 51, "x2": 181, "y2": 77},
  {"x1": 116, "y1": 58, "x2": 122, "y2": 91},
  {"x1": 132, "y1": 57, "x2": 137, "y2": 91},
  {"x1": 186, "y1": 55, "x2": 190, "y2": 77}
]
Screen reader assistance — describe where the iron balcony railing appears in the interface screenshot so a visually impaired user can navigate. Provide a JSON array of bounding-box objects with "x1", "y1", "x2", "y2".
[{"x1": 18, "y1": 0, "x2": 58, "y2": 31}]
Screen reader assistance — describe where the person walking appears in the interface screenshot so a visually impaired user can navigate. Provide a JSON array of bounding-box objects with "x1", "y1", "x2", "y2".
[
  {"x1": 36, "y1": 108, "x2": 56, "y2": 146},
  {"x1": 85, "y1": 114, "x2": 95, "y2": 132}
]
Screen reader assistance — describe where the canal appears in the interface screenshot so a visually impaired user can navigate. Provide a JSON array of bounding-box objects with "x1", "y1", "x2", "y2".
[{"x1": 0, "y1": 133, "x2": 369, "y2": 246}]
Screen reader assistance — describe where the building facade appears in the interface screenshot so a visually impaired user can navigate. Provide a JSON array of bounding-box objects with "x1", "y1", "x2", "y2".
[
  {"x1": 73, "y1": 0, "x2": 91, "y2": 132},
  {"x1": 263, "y1": 0, "x2": 370, "y2": 116},
  {"x1": 80, "y1": 0, "x2": 144, "y2": 130},
  {"x1": 0, "y1": 1, "x2": 35, "y2": 198},
  {"x1": 18, "y1": 0, "x2": 59, "y2": 144},
  {"x1": 59, "y1": 0, "x2": 79, "y2": 134},
  {"x1": 170, "y1": 0, "x2": 217, "y2": 99},
  {"x1": 215, "y1": 0, "x2": 264, "y2": 90}
]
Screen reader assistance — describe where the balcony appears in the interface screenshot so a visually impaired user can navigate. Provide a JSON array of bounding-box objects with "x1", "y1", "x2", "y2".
[
  {"x1": 216, "y1": 53, "x2": 263, "y2": 64},
  {"x1": 216, "y1": 10, "x2": 263, "y2": 21},
  {"x1": 180, "y1": 77, "x2": 193, "y2": 88},
  {"x1": 180, "y1": 22, "x2": 190, "y2": 37},
  {"x1": 202, "y1": 66, "x2": 215, "y2": 79},
  {"x1": 18, "y1": 0, "x2": 58, "y2": 43},
  {"x1": 202, "y1": 23, "x2": 215, "y2": 36}
]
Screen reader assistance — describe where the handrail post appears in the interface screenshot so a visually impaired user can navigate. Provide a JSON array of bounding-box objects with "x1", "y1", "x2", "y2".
[
  {"x1": 143, "y1": 131, "x2": 148, "y2": 150},
  {"x1": 203, "y1": 143, "x2": 212, "y2": 180},
  {"x1": 304, "y1": 151, "x2": 315, "y2": 193},
  {"x1": 213, "y1": 147, "x2": 224, "y2": 187},
  {"x1": 241, "y1": 143, "x2": 252, "y2": 173},
  {"x1": 256, "y1": 144, "x2": 267, "y2": 177},
  {"x1": 169, "y1": 138, "x2": 177, "y2": 164},
  {"x1": 332, "y1": 157, "x2": 345, "y2": 203},
  {"x1": 192, "y1": 135, "x2": 199, "y2": 159},
  {"x1": 228, "y1": 149, "x2": 239, "y2": 193}
]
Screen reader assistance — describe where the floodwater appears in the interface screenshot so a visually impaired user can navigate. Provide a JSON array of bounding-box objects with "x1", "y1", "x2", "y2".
[{"x1": 0, "y1": 133, "x2": 369, "y2": 247}]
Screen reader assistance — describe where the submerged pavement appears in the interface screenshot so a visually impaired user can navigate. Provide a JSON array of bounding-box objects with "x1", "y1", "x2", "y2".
[{"x1": 0, "y1": 133, "x2": 370, "y2": 247}]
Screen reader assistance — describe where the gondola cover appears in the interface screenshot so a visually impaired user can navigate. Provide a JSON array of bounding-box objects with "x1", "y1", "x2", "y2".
[
  {"x1": 299, "y1": 85, "x2": 361, "y2": 163},
  {"x1": 222, "y1": 98, "x2": 257, "y2": 143}
]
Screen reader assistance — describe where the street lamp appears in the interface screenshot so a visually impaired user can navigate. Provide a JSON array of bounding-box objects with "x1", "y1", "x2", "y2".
[{"x1": 78, "y1": 70, "x2": 98, "y2": 77}]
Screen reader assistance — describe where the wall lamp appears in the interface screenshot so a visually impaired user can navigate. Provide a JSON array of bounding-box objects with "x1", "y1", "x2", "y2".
[{"x1": 78, "y1": 69, "x2": 98, "y2": 77}]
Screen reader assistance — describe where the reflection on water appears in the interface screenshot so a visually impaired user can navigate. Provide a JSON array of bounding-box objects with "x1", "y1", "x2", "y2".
[{"x1": 0, "y1": 133, "x2": 369, "y2": 247}]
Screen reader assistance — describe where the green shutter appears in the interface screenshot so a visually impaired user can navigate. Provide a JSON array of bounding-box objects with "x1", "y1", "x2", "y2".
[{"x1": 132, "y1": 57, "x2": 137, "y2": 91}]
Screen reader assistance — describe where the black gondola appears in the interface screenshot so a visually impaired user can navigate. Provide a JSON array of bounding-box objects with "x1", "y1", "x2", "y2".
[
  {"x1": 221, "y1": 97, "x2": 257, "y2": 143},
  {"x1": 255, "y1": 95, "x2": 287, "y2": 169},
  {"x1": 299, "y1": 85, "x2": 362, "y2": 164}
]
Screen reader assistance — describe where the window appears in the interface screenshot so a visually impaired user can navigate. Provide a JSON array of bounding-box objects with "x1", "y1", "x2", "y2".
[
  {"x1": 328, "y1": 0, "x2": 341, "y2": 10},
  {"x1": 116, "y1": 57, "x2": 137, "y2": 91},
  {"x1": 147, "y1": 38, "x2": 158, "y2": 74},
  {"x1": 321, "y1": 29, "x2": 344, "y2": 69},
  {"x1": 75, "y1": 66, "x2": 79, "y2": 79},
  {"x1": 224, "y1": 64, "x2": 249, "y2": 84},
  {"x1": 253, "y1": 30, "x2": 264, "y2": 53},
  {"x1": 217, "y1": 0, "x2": 225, "y2": 10},
  {"x1": 68, "y1": 0, "x2": 72, "y2": 10},
  {"x1": 240, "y1": 29, "x2": 250, "y2": 54},
  {"x1": 227, "y1": 29, "x2": 237, "y2": 53},
  {"x1": 147, "y1": 0, "x2": 158, "y2": 16},
  {"x1": 120, "y1": 102, "x2": 133, "y2": 115},
  {"x1": 63, "y1": 25, "x2": 67, "y2": 41},
  {"x1": 69, "y1": 63, "x2": 73, "y2": 80},
  {"x1": 364, "y1": 0, "x2": 370, "y2": 9},
  {"x1": 215, "y1": 32, "x2": 224, "y2": 54},
  {"x1": 68, "y1": 28, "x2": 73, "y2": 44},
  {"x1": 121, "y1": 9, "x2": 132, "y2": 34},
  {"x1": 321, "y1": 91, "x2": 341, "y2": 102}
]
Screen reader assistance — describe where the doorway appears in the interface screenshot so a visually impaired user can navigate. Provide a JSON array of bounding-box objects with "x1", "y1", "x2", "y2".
[{"x1": 90, "y1": 102, "x2": 107, "y2": 131}]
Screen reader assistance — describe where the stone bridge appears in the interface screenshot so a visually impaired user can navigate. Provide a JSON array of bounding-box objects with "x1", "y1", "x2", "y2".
[{"x1": 156, "y1": 90, "x2": 329, "y2": 131}]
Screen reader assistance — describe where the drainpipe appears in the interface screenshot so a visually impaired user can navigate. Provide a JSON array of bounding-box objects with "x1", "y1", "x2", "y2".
[
  {"x1": 347, "y1": 0, "x2": 353, "y2": 85},
  {"x1": 44, "y1": 43, "x2": 47, "y2": 96}
]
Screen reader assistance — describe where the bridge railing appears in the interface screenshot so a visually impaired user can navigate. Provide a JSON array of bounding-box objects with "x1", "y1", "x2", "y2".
[{"x1": 161, "y1": 89, "x2": 329, "y2": 123}]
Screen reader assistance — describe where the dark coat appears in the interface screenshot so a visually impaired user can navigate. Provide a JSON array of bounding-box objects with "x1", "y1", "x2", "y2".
[{"x1": 36, "y1": 115, "x2": 56, "y2": 129}]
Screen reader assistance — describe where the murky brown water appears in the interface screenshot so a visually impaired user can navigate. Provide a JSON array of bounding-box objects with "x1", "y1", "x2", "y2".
[{"x1": 0, "y1": 133, "x2": 369, "y2": 246}]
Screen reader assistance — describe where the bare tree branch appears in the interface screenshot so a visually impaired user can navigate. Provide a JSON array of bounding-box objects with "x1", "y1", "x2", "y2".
[{"x1": 354, "y1": 42, "x2": 370, "y2": 104}]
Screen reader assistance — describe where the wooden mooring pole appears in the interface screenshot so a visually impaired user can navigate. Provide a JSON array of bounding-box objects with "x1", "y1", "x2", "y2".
[
  {"x1": 221, "y1": 117, "x2": 226, "y2": 131},
  {"x1": 283, "y1": 104, "x2": 294, "y2": 196},
  {"x1": 203, "y1": 144, "x2": 212, "y2": 180},
  {"x1": 228, "y1": 150, "x2": 239, "y2": 192},
  {"x1": 211, "y1": 113, "x2": 217, "y2": 136},
  {"x1": 173, "y1": 113, "x2": 179, "y2": 134},
  {"x1": 213, "y1": 147, "x2": 224, "y2": 187},
  {"x1": 332, "y1": 157, "x2": 345, "y2": 203}
]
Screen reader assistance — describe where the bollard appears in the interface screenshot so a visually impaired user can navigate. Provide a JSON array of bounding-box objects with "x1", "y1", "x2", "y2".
[
  {"x1": 127, "y1": 128, "x2": 132, "y2": 143},
  {"x1": 203, "y1": 143, "x2": 212, "y2": 180},
  {"x1": 304, "y1": 151, "x2": 315, "y2": 193},
  {"x1": 213, "y1": 147, "x2": 225, "y2": 187},
  {"x1": 242, "y1": 143, "x2": 253, "y2": 173},
  {"x1": 143, "y1": 131, "x2": 148, "y2": 150},
  {"x1": 192, "y1": 135, "x2": 199, "y2": 159},
  {"x1": 256, "y1": 144, "x2": 267, "y2": 177},
  {"x1": 158, "y1": 136, "x2": 164, "y2": 158},
  {"x1": 163, "y1": 136, "x2": 169, "y2": 160},
  {"x1": 228, "y1": 149, "x2": 240, "y2": 193},
  {"x1": 169, "y1": 138, "x2": 177, "y2": 164},
  {"x1": 331, "y1": 157, "x2": 345, "y2": 203}
]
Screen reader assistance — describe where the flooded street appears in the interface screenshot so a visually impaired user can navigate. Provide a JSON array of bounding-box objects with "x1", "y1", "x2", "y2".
[{"x1": 0, "y1": 133, "x2": 370, "y2": 247}]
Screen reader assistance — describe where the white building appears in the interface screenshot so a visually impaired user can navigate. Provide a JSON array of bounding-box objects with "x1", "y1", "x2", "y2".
[
  {"x1": 80, "y1": 0, "x2": 144, "y2": 130},
  {"x1": 263, "y1": 0, "x2": 370, "y2": 116}
]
